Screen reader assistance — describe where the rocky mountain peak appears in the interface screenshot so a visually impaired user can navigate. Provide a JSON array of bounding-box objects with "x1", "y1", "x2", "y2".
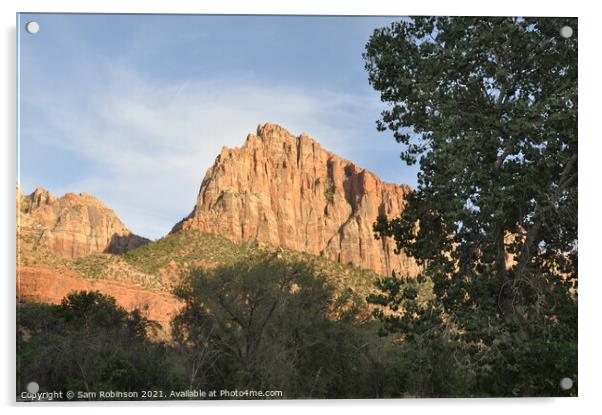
[
  {"x1": 256, "y1": 122, "x2": 295, "y2": 140},
  {"x1": 173, "y1": 123, "x2": 419, "y2": 277},
  {"x1": 18, "y1": 186, "x2": 149, "y2": 259},
  {"x1": 27, "y1": 187, "x2": 56, "y2": 210}
]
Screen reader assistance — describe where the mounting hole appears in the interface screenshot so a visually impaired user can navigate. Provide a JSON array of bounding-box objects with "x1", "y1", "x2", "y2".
[
  {"x1": 560, "y1": 26, "x2": 573, "y2": 39},
  {"x1": 559, "y1": 377, "x2": 573, "y2": 390},
  {"x1": 25, "y1": 21, "x2": 39, "y2": 34},
  {"x1": 26, "y1": 381, "x2": 39, "y2": 393}
]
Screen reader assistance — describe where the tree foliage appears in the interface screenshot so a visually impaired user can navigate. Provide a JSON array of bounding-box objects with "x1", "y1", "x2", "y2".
[
  {"x1": 17, "y1": 291, "x2": 184, "y2": 397},
  {"x1": 364, "y1": 17, "x2": 577, "y2": 396},
  {"x1": 173, "y1": 256, "x2": 405, "y2": 398}
]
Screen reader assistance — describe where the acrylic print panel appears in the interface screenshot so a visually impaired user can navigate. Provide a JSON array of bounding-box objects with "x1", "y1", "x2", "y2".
[{"x1": 16, "y1": 13, "x2": 578, "y2": 401}]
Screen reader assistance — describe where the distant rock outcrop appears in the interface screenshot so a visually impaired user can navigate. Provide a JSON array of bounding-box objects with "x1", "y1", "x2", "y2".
[
  {"x1": 18, "y1": 187, "x2": 149, "y2": 259},
  {"x1": 173, "y1": 123, "x2": 419, "y2": 277}
]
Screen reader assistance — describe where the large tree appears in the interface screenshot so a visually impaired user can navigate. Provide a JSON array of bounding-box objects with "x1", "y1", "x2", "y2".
[
  {"x1": 364, "y1": 17, "x2": 577, "y2": 396},
  {"x1": 173, "y1": 256, "x2": 405, "y2": 398}
]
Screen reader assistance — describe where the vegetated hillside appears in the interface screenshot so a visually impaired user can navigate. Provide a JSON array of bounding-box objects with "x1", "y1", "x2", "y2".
[
  {"x1": 123, "y1": 229, "x2": 380, "y2": 296},
  {"x1": 18, "y1": 228, "x2": 383, "y2": 322}
]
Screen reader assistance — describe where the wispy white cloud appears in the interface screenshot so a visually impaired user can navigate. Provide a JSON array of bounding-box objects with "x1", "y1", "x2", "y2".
[{"x1": 24, "y1": 66, "x2": 384, "y2": 239}]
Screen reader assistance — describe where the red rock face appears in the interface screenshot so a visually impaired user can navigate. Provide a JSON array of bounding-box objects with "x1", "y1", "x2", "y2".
[
  {"x1": 173, "y1": 123, "x2": 419, "y2": 277},
  {"x1": 17, "y1": 266, "x2": 182, "y2": 329},
  {"x1": 18, "y1": 187, "x2": 149, "y2": 259}
]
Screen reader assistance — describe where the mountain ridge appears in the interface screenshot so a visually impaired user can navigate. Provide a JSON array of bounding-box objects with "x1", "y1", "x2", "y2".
[{"x1": 17, "y1": 123, "x2": 419, "y2": 326}]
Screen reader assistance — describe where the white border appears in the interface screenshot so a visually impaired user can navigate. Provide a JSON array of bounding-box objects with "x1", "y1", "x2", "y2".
[{"x1": 2, "y1": 1, "x2": 600, "y2": 414}]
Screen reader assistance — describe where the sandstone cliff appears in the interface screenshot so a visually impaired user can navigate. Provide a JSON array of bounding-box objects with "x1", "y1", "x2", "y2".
[
  {"x1": 173, "y1": 123, "x2": 419, "y2": 277},
  {"x1": 18, "y1": 187, "x2": 149, "y2": 259}
]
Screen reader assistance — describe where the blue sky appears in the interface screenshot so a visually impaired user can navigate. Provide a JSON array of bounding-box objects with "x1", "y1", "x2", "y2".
[{"x1": 17, "y1": 13, "x2": 418, "y2": 240}]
